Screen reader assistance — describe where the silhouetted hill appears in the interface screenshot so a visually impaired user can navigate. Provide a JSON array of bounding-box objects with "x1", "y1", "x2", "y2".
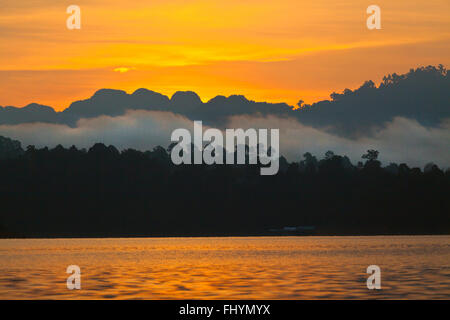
[
  {"x1": 0, "y1": 103, "x2": 58, "y2": 125},
  {"x1": 296, "y1": 65, "x2": 450, "y2": 136},
  {"x1": 0, "y1": 65, "x2": 448, "y2": 137},
  {"x1": 132, "y1": 88, "x2": 171, "y2": 109},
  {"x1": 171, "y1": 91, "x2": 202, "y2": 109}
]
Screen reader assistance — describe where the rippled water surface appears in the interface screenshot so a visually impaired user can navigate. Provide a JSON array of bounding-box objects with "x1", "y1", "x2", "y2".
[{"x1": 0, "y1": 236, "x2": 449, "y2": 299}]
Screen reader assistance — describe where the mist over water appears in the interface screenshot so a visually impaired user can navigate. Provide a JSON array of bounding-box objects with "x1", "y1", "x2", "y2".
[
  {"x1": 0, "y1": 236, "x2": 449, "y2": 299},
  {"x1": 1, "y1": 112, "x2": 449, "y2": 168}
]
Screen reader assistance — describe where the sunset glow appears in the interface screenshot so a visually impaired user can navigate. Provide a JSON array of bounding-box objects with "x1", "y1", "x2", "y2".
[{"x1": 1, "y1": 0, "x2": 449, "y2": 109}]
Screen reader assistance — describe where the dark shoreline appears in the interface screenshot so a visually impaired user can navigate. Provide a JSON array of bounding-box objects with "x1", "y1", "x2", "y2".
[
  {"x1": 2, "y1": 128, "x2": 449, "y2": 240},
  {"x1": 1, "y1": 232, "x2": 449, "y2": 240}
]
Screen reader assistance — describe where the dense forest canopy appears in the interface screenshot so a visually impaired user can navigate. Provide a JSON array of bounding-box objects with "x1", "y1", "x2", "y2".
[{"x1": 0, "y1": 136, "x2": 448, "y2": 238}]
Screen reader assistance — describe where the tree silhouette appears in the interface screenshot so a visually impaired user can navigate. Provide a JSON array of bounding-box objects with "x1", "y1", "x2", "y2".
[
  {"x1": 362, "y1": 149, "x2": 379, "y2": 161},
  {"x1": 0, "y1": 136, "x2": 448, "y2": 238}
]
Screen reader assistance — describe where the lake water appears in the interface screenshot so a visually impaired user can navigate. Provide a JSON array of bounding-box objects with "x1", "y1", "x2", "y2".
[{"x1": 0, "y1": 236, "x2": 449, "y2": 299}]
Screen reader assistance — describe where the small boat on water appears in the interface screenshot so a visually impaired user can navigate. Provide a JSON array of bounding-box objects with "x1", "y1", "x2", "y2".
[{"x1": 268, "y1": 226, "x2": 316, "y2": 235}]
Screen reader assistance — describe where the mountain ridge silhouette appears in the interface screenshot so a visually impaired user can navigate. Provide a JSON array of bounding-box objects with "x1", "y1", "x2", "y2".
[{"x1": 1, "y1": 65, "x2": 449, "y2": 137}]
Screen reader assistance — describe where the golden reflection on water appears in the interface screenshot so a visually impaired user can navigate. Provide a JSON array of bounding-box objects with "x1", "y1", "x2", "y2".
[{"x1": 0, "y1": 236, "x2": 449, "y2": 299}]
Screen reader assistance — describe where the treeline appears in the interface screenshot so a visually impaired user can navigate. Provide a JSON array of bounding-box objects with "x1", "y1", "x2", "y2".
[{"x1": 0, "y1": 137, "x2": 449, "y2": 237}]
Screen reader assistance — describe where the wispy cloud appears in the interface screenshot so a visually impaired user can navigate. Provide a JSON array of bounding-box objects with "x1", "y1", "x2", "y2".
[{"x1": 113, "y1": 67, "x2": 137, "y2": 73}]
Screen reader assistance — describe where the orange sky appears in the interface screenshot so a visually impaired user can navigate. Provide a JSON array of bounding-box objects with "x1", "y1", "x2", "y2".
[{"x1": 1, "y1": 0, "x2": 449, "y2": 110}]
